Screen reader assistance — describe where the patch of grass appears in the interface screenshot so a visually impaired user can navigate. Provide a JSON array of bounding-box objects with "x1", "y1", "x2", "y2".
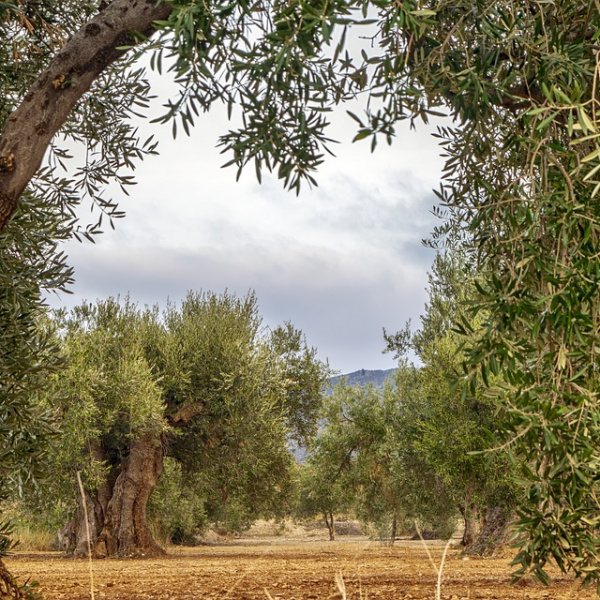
[{"x1": 11, "y1": 525, "x2": 56, "y2": 552}]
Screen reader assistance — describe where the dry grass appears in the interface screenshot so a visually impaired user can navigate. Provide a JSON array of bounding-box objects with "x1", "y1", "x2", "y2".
[{"x1": 11, "y1": 525, "x2": 56, "y2": 552}]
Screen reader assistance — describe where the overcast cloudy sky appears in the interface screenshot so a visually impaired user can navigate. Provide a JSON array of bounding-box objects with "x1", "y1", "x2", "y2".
[{"x1": 49, "y1": 93, "x2": 445, "y2": 375}]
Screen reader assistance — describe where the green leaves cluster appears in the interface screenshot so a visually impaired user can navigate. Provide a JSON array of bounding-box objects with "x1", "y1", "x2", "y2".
[
  {"x1": 149, "y1": 0, "x2": 375, "y2": 191},
  {"x1": 405, "y1": 4, "x2": 600, "y2": 588},
  {"x1": 44, "y1": 291, "x2": 328, "y2": 534},
  {"x1": 273, "y1": 0, "x2": 600, "y2": 587},
  {"x1": 298, "y1": 249, "x2": 525, "y2": 553},
  {"x1": 0, "y1": 1, "x2": 167, "y2": 528},
  {"x1": 296, "y1": 383, "x2": 390, "y2": 536},
  {"x1": 0, "y1": 196, "x2": 70, "y2": 499}
]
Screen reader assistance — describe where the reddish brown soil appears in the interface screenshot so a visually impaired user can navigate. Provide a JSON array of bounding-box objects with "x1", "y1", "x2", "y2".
[{"x1": 6, "y1": 539, "x2": 596, "y2": 600}]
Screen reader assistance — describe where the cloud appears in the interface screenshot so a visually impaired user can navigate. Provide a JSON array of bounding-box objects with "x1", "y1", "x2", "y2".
[
  {"x1": 54, "y1": 238, "x2": 431, "y2": 373},
  {"x1": 51, "y1": 112, "x2": 444, "y2": 373}
]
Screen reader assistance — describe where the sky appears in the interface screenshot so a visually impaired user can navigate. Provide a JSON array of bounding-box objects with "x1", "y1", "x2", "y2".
[{"x1": 49, "y1": 91, "x2": 445, "y2": 376}]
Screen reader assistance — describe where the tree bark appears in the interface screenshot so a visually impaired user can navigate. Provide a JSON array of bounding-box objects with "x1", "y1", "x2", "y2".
[
  {"x1": 460, "y1": 501, "x2": 483, "y2": 547},
  {"x1": 72, "y1": 433, "x2": 165, "y2": 558},
  {"x1": 73, "y1": 440, "x2": 115, "y2": 557},
  {"x1": 73, "y1": 489, "x2": 103, "y2": 557},
  {"x1": 93, "y1": 433, "x2": 165, "y2": 558},
  {"x1": 0, "y1": 559, "x2": 24, "y2": 600},
  {"x1": 324, "y1": 511, "x2": 335, "y2": 541},
  {"x1": 71, "y1": 405, "x2": 205, "y2": 558},
  {"x1": 465, "y1": 505, "x2": 513, "y2": 556},
  {"x1": 0, "y1": 0, "x2": 173, "y2": 232},
  {"x1": 57, "y1": 520, "x2": 76, "y2": 552}
]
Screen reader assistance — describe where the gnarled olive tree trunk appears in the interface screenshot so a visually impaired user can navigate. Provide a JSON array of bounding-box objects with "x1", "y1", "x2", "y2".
[
  {"x1": 73, "y1": 433, "x2": 165, "y2": 558},
  {"x1": 70, "y1": 404, "x2": 203, "y2": 558},
  {"x1": 72, "y1": 440, "x2": 116, "y2": 557},
  {"x1": 465, "y1": 506, "x2": 513, "y2": 557},
  {"x1": 96, "y1": 433, "x2": 165, "y2": 558},
  {"x1": 0, "y1": 561, "x2": 24, "y2": 600},
  {"x1": 72, "y1": 489, "x2": 103, "y2": 557},
  {"x1": 460, "y1": 501, "x2": 483, "y2": 547}
]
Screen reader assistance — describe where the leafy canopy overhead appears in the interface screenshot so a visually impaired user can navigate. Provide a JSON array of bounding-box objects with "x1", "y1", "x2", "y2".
[{"x1": 2, "y1": 0, "x2": 600, "y2": 589}]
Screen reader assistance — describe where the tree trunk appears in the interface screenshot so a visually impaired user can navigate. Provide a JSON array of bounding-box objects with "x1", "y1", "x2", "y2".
[
  {"x1": 73, "y1": 489, "x2": 102, "y2": 557},
  {"x1": 0, "y1": 559, "x2": 24, "y2": 600},
  {"x1": 465, "y1": 505, "x2": 513, "y2": 556},
  {"x1": 70, "y1": 407, "x2": 207, "y2": 558},
  {"x1": 94, "y1": 433, "x2": 165, "y2": 558},
  {"x1": 324, "y1": 511, "x2": 335, "y2": 541},
  {"x1": 460, "y1": 501, "x2": 483, "y2": 547},
  {"x1": 390, "y1": 513, "x2": 397, "y2": 546},
  {"x1": 0, "y1": 0, "x2": 173, "y2": 233},
  {"x1": 73, "y1": 441, "x2": 116, "y2": 557},
  {"x1": 73, "y1": 433, "x2": 165, "y2": 558},
  {"x1": 57, "y1": 520, "x2": 76, "y2": 553}
]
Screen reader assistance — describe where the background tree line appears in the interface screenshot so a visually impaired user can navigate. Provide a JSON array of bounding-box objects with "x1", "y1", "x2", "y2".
[
  {"x1": 4, "y1": 253, "x2": 514, "y2": 562},
  {"x1": 296, "y1": 251, "x2": 516, "y2": 550}
]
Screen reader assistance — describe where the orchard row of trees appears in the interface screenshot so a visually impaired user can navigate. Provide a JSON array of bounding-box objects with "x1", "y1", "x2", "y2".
[
  {"x1": 299, "y1": 252, "x2": 515, "y2": 549},
  {"x1": 4, "y1": 254, "x2": 513, "y2": 561}
]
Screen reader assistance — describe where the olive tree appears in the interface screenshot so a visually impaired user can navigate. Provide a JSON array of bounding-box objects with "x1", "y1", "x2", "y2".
[
  {"x1": 45, "y1": 291, "x2": 327, "y2": 558},
  {"x1": 305, "y1": 377, "x2": 457, "y2": 543},
  {"x1": 294, "y1": 385, "x2": 364, "y2": 540},
  {"x1": 386, "y1": 252, "x2": 518, "y2": 549}
]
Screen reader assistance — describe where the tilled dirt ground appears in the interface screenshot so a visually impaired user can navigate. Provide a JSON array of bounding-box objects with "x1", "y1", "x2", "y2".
[{"x1": 6, "y1": 537, "x2": 596, "y2": 600}]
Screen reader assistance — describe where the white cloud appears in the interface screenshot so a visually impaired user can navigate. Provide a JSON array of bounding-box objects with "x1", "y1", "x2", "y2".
[{"x1": 52, "y1": 107, "x2": 445, "y2": 373}]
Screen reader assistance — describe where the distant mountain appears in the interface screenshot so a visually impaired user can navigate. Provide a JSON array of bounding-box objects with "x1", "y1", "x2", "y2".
[
  {"x1": 329, "y1": 368, "x2": 397, "y2": 389},
  {"x1": 291, "y1": 368, "x2": 398, "y2": 462}
]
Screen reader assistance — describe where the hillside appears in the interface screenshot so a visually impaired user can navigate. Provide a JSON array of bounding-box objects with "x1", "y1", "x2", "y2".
[
  {"x1": 329, "y1": 368, "x2": 396, "y2": 389},
  {"x1": 291, "y1": 368, "x2": 398, "y2": 462}
]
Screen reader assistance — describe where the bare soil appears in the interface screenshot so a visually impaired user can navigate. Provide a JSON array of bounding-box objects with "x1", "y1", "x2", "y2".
[{"x1": 6, "y1": 531, "x2": 596, "y2": 600}]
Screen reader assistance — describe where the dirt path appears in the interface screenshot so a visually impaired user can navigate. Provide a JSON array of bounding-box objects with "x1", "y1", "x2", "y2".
[{"x1": 6, "y1": 539, "x2": 595, "y2": 600}]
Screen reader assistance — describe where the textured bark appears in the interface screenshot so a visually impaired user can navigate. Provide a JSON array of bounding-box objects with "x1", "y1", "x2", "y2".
[
  {"x1": 73, "y1": 488, "x2": 112, "y2": 557},
  {"x1": 465, "y1": 506, "x2": 513, "y2": 556},
  {"x1": 93, "y1": 433, "x2": 165, "y2": 558},
  {"x1": 72, "y1": 440, "x2": 114, "y2": 556},
  {"x1": 57, "y1": 520, "x2": 76, "y2": 552},
  {"x1": 460, "y1": 500, "x2": 483, "y2": 547},
  {"x1": 324, "y1": 511, "x2": 335, "y2": 541},
  {"x1": 0, "y1": 0, "x2": 173, "y2": 232},
  {"x1": 73, "y1": 491, "x2": 100, "y2": 557},
  {"x1": 0, "y1": 560, "x2": 24, "y2": 600},
  {"x1": 70, "y1": 403, "x2": 204, "y2": 558}
]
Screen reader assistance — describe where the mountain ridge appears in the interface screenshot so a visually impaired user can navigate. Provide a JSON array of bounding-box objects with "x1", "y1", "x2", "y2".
[{"x1": 329, "y1": 367, "x2": 397, "y2": 389}]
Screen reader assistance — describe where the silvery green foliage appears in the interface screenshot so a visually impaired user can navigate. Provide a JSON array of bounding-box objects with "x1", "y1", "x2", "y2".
[
  {"x1": 0, "y1": 3, "x2": 159, "y2": 527},
  {"x1": 40, "y1": 292, "x2": 326, "y2": 535},
  {"x1": 3, "y1": 0, "x2": 600, "y2": 587}
]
